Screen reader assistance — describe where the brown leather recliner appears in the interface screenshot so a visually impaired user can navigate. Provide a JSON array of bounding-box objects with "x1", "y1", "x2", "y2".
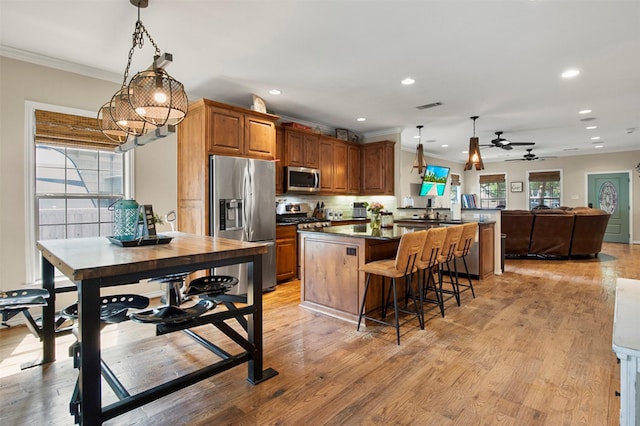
[
  {"x1": 501, "y1": 210, "x2": 534, "y2": 255},
  {"x1": 569, "y1": 208, "x2": 611, "y2": 257},
  {"x1": 529, "y1": 209, "x2": 575, "y2": 256}
]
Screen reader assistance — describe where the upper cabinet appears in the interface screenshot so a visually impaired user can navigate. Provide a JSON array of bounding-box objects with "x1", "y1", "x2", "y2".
[
  {"x1": 284, "y1": 128, "x2": 319, "y2": 169},
  {"x1": 318, "y1": 136, "x2": 351, "y2": 194},
  {"x1": 361, "y1": 140, "x2": 395, "y2": 195},
  {"x1": 189, "y1": 99, "x2": 278, "y2": 160},
  {"x1": 177, "y1": 99, "x2": 279, "y2": 234}
]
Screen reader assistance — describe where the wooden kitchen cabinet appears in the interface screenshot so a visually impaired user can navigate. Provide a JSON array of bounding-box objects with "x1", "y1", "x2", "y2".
[
  {"x1": 177, "y1": 98, "x2": 279, "y2": 234},
  {"x1": 275, "y1": 126, "x2": 284, "y2": 195},
  {"x1": 361, "y1": 140, "x2": 395, "y2": 195},
  {"x1": 276, "y1": 225, "x2": 297, "y2": 282},
  {"x1": 284, "y1": 128, "x2": 319, "y2": 169},
  {"x1": 347, "y1": 143, "x2": 361, "y2": 194},
  {"x1": 318, "y1": 136, "x2": 353, "y2": 194}
]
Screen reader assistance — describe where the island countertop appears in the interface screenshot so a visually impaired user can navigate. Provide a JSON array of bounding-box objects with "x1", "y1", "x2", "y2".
[{"x1": 298, "y1": 223, "x2": 425, "y2": 240}]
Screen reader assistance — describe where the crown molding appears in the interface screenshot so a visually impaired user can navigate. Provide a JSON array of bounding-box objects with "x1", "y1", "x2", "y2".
[{"x1": 0, "y1": 45, "x2": 121, "y2": 83}]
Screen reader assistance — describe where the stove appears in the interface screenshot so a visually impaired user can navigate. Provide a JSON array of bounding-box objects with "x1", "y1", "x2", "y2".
[{"x1": 277, "y1": 215, "x2": 331, "y2": 230}]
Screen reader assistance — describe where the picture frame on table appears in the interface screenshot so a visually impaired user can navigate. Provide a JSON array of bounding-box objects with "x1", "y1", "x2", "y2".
[
  {"x1": 511, "y1": 181, "x2": 523, "y2": 192},
  {"x1": 335, "y1": 128, "x2": 349, "y2": 141}
]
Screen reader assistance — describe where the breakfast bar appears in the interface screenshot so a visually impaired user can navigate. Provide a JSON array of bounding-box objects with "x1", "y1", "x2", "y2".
[{"x1": 37, "y1": 232, "x2": 277, "y2": 425}]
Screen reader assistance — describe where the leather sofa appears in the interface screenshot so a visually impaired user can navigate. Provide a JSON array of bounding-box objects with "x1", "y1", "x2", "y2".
[{"x1": 501, "y1": 207, "x2": 610, "y2": 257}]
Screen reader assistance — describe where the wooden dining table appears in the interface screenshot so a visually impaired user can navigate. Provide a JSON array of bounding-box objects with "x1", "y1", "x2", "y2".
[{"x1": 37, "y1": 232, "x2": 277, "y2": 425}]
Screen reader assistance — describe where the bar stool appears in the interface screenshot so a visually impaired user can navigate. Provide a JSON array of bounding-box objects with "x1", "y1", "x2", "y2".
[
  {"x1": 436, "y1": 225, "x2": 464, "y2": 309},
  {"x1": 453, "y1": 222, "x2": 478, "y2": 299},
  {"x1": 415, "y1": 227, "x2": 448, "y2": 317},
  {"x1": 62, "y1": 294, "x2": 150, "y2": 423},
  {"x1": 0, "y1": 289, "x2": 50, "y2": 337},
  {"x1": 357, "y1": 230, "x2": 427, "y2": 345}
]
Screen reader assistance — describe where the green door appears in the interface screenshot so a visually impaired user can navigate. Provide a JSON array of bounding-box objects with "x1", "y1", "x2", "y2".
[{"x1": 587, "y1": 172, "x2": 630, "y2": 243}]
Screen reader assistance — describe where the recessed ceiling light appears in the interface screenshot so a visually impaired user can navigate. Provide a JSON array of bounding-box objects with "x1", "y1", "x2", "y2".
[
  {"x1": 562, "y1": 69, "x2": 580, "y2": 78},
  {"x1": 579, "y1": 109, "x2": 592, "y2": 114},
  {"x1": 594, "y1": 145, "x2": 604, "y2": 149},
  {"x1": 401, "y1": 77, "x2": 415, "y2": 85},
  {"x1": 462, "y1": 150, "x2": 468, "y2": 154},
  {"x1": 414, "y1": 135, "x2": 420, "y2": 139},
  {"x1": 269, "y1": 89, "x2": 281, "y2": 95},
  {"x1": 356, "y1": 117, "x2": 366, "y2": 122},
  {"x1": 586, "y1": 126, "x2": 597, "y2": 130},
  {"x1": 591, "y1": 136, "x2": 600, "y2": 140},
  {"x1": 441, "y1": 144, "x2": 448, "y2": 148}
]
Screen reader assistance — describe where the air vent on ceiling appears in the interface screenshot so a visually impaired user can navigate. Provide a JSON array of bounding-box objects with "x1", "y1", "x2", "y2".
[{"x1": 416, "y1": 102, "x2": 443, "y2": 110}]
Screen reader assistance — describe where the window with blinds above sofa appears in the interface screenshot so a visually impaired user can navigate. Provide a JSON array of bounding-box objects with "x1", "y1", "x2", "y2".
[{"x1": 528, "y1": 170, "x2": 561, "y2": 209}]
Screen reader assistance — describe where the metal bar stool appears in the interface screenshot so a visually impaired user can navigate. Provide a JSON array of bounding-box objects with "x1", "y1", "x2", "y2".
[
  {"x1": 62, "y1": 294, "x2": 149, "y2": 423},
  {"x1": 415, "y1": 227, "x2": 448, "y2": 317},
  {"x1": 453, "y1": 222, "x2": 478, "y2": 299},
  {"x1": 1, "y1": 289, "x2": 50, "y2": 337},
  {"x1": 357, "y1": 230, "x2": 427, "y2": 345}
]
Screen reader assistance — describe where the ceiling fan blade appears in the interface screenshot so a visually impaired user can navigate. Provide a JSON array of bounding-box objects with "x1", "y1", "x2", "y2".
[
  {"x1": 505, "y1": 158, "x2": 524, "y2": 161},
  {"x1": 509, "y1": 142, "x2": 536, "y2": 146},
  {"x1": 501, "y1": 144, "x2": 513, "y2": 150}
]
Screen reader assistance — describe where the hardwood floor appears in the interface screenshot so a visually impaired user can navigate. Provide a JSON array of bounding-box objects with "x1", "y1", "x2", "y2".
[{"x1": 1, "y1": 242, "x2": 636, "y2": 425}]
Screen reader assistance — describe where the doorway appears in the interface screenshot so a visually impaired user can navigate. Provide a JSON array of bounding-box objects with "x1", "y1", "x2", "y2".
[{"x1": 587, "y1": 172, "x2": 630, "y2": 243}]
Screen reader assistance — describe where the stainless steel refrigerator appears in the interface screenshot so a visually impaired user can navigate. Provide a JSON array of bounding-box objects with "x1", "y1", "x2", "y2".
[{"x1": 209, "y1": 155, "x2": 276, "y2": 293}]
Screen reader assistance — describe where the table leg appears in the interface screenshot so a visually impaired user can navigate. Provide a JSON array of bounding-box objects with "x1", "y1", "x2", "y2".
[
  {"x1": 41, "y1": 256, "x2": 56, "y2": 363},
  {"x1": 246, "y1": 253, "x2": 277, "y2": 384},
  {"x1": 77, "y1": 279, "x2": 102, "y2": 424}
]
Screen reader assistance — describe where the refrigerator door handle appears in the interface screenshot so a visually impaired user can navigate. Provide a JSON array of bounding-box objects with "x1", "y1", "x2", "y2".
[{"x1": 243, "y1": 164, "x2": 251, "y2": 241}]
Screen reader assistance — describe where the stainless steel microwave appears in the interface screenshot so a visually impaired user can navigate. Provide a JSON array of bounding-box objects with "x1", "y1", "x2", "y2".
[{"x1": 285, "y1": 166, "x2": 321, "y2": 193}]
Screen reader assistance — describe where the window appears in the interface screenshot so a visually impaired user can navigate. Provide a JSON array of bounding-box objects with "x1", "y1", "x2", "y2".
[
  {"x1": 36, "y1": 145, "x2": 123, "y2": 240},
  {"x1": 479, "y1": 174, "x2": 506, "y2": 209},
  {"x1": 528, "y1": 170, "x2": 561, "y2": 209},
  {"x1": 27, "y1": 105, "x2": 132, "y2": 282},
  {"x1": 450, "y1": 173, "x2": 461, "y2": 205}
]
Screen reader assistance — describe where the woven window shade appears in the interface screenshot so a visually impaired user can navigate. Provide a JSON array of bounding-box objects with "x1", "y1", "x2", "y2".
[
  {"x1": 35, "y1": 110, "x2": 119, "y2": 150},
  {"x1": 450, "y1": 173, "x2": 461, "y2": 186},
  {"x1": 479, "y1": 174, "x2": 506, "y2": 184},
  {"x1": 529, "y1": 171, "x2": 560, "y2": 182}
]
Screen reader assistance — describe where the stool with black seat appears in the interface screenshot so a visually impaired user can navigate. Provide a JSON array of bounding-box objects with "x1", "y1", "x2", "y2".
[
  {"x1": 415, "y1": 227, "x2": 448, "y2": 318},
  {"x1": 452, "y1": 222, "x2": 478, "y2": 299},
  {"x1": 436, "y1": 225, "x2": 465, "y2": 310},
  {"x1": 62, "y1": 294, "x2": 149, "y2": 423},
  {"x1": 357, "y1": 230, "x2": 427, "y2": 345},
  {"x1": 1, "y1": 289, "x2": 50, "y2": 337}
]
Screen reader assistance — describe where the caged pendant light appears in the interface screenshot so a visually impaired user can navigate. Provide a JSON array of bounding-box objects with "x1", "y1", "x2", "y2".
[
  {"x1": 464, "y1": 116, "x2": 485, "y2": 171},
  {"x1": 412, "y1": 125, "x2": 427, "y2": 174},
  {"x1": 98, "y1": 0, "x2": 188, "y2": 143}
]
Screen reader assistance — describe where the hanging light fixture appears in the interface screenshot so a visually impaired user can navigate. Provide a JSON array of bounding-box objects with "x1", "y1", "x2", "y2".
[
  {"x1": 98, "y1": 0, "x2": 188, "y2": 143},
  {"x1": 464, "y1": 116, "x2": 485, "y2": 171},
  {"x1": 412, "y1": 125, "x2": 427, "y2": 174}
]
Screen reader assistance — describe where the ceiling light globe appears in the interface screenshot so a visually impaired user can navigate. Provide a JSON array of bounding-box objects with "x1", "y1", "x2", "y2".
[
  {"x1": 111, "y1": 87, "x2": 154, "y2": 136},
  {"x1": 128, "y1": 68, "x2": 189, "y2": 126}
]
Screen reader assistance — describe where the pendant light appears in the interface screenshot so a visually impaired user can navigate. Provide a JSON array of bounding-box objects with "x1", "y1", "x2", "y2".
[
  {"x1": 98, "y1": 0, "x2": 188, "y2": 143},
  {"x1": 464, "y1": 116, "x2": 485, "y2": 171},
  {"x1": 412, "y1": 125, "x2": 427, "y2": 174}
]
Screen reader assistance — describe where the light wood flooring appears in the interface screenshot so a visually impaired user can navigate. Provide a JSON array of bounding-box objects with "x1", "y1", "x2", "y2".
[{"x1": 1, "y1": 242, "x2": 637, "y2": 425}]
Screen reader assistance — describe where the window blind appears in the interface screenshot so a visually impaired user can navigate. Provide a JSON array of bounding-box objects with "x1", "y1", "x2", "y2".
[
  {"x1": 34, "y1": 110, "x2": 118, "y2": 150},
  {"x1": 529, "y1": 171, "x2": 561, "y2": 182},
  {"x1": 479, "y1": 173, "x2": 505, "y2": 184}
]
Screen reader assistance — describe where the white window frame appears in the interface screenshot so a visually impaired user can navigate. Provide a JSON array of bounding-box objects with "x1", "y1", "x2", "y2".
[
  {"x1": 24, "y1": 101, "x2": 135, "y2": 285},
  {"x1": 478, "y1": 172, "x2": 508, "y2": 209}
]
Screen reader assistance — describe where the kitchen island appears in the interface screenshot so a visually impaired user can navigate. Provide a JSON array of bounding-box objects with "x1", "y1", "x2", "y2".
[
  {"x1": 299, "y1": 221, "x2": 494, "y2": 324},
  {"x1": 299, "y1": 223, "x2": 422, "y2": 324}
]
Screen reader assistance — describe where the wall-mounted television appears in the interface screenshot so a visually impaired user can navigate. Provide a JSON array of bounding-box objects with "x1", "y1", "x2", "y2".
[{"x1": 419, "y1": 164, "x2": 450, "y2": 197}]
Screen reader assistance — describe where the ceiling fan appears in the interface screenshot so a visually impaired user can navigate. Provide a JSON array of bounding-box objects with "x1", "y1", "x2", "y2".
[
  {"x1": 505, "y1": 148, "x2": 557, "y2": 161},
  {"x1": 482, "y1": 131, "x2": 535, "y2": 150}
]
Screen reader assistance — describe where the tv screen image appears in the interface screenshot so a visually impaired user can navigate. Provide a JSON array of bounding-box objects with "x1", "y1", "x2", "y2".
[{"x1": 419, "y1": 164, "x2": 450, "y2": 197}]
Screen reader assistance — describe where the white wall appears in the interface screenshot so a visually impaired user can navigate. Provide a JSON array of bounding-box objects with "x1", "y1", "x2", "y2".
[{"x1": 0, "y1": 57, "x2": 176, "y2": 300}]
